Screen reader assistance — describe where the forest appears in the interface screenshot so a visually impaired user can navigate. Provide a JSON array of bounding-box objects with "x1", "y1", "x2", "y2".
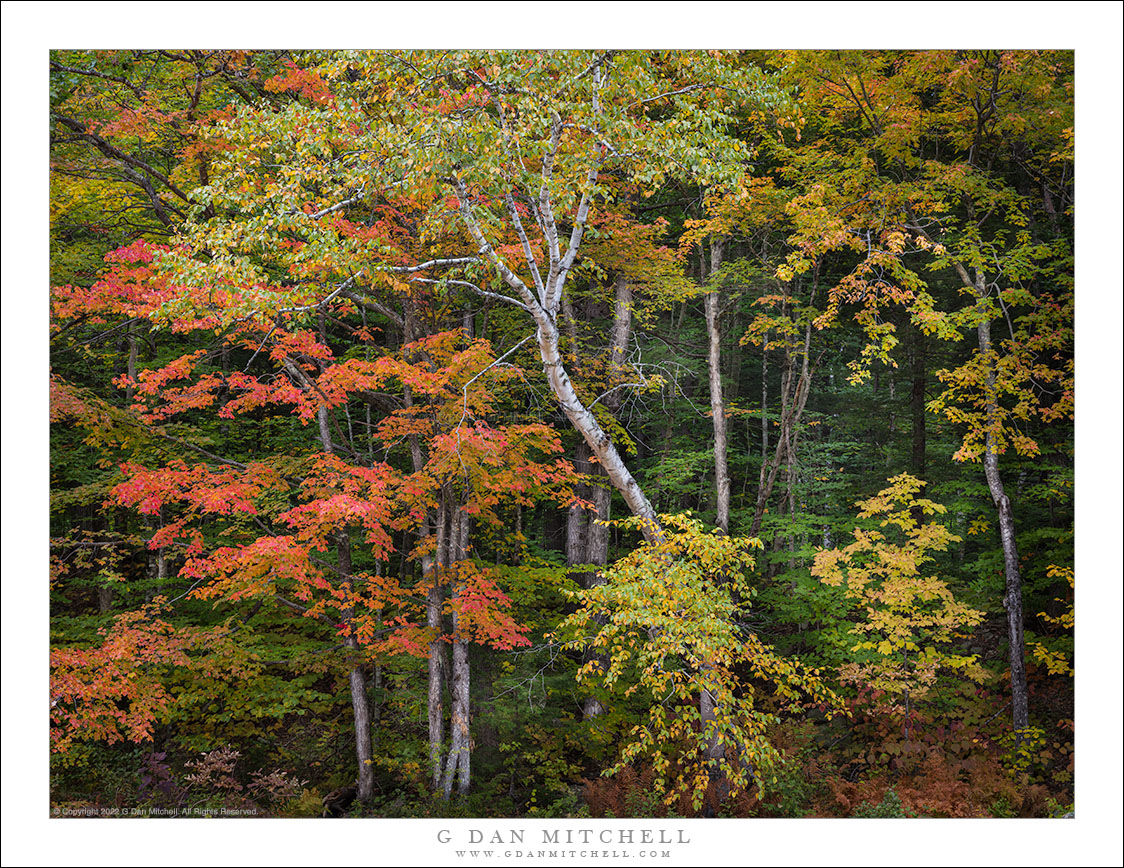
[{"x1": 48, "y1": 49, "x2": 1076, "y2": 820}]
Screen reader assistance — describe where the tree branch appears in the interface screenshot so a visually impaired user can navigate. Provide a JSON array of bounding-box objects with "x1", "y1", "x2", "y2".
[
  {"x1": 52, "y1": 113, "x2": 190, "y2": 202},
  {"x1": 409, "y1": 277, "x2": 531, "y2": 313},
  {"x1": 450, "y1": 176, "x2": 541, "y2": 312},
  {"x1": 381, "y1": 257, "x2": 482, "y2": 273},
  {"x1": 50, "y1": 61, "x2": 147, "y2": 99}
]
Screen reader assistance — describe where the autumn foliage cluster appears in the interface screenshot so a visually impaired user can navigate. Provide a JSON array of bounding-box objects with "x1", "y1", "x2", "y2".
[{"x1": 49, "y1": 49, "x2": 1073, "y2": 819}]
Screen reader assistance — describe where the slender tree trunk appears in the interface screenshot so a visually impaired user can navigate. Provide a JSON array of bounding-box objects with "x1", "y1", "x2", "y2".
[
  {"x1": 427, "y1": 495, "x2": 448, "y2": 789},
  {"x1": 750, "y1": 319, "x2": 813, "y2": 538},
  {"x1": 700, "y1": 241, "x2": 736, "y2": 809},
  {"x1": 310, "y1": 399, "x2": 375, "y2": 804},
  {"x1": 339, "y1": 533, "x2": 375, "y2": 804},
  {"x1": 419, "y1": 511, "x2": 446, "y2": 792},
  {"x1": 910, "y1": 326, "x2": 928, "y2": 524},
  {"x1": 580, "y1": 275, "x2": 631, "y2": 718},
  {"x1": 441, "y1": 507, "x2": 472, "y2": 797},
  {"x1": 125, "y1": 323, "x2": 138, "y2": 407},
  {"x1": 610, "y1": 274, "x2": 632, "y2": 373},
  {"x1": 539, "y1": 319, "x2": 659, "y2": 539},
  {"x1": 975, "y1": 295, "x2": 1030, "y2": 732},
  {"x1": 566, "y1": 441, "x2": 592, "y2": 576},
  {"x1": 945, "y1": 259, "x2": 1030, "y2": 733},
  {"x1": 704, "y1": 238, "x2": 730, "y2": 533},
  {"x1": 399, "y1": 383, "x2": 449, "y2": 789},
  {"x1": 427, "y1": 571, "x2": 445, "y2": 789}
]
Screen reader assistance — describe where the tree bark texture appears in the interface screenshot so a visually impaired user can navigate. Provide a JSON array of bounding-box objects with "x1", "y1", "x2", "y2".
[
  {"x1": 338, "y1": 532, "x2": 374, "y2": 803},
  {"x1": 976, "y1": 301, "x2": 1030, "y2": 731},
  {"x1": 945, "y1": 259, "x2": 1030, "y2": 733},
  {"x1": 439, "y1": 499, "x2": 473, "y2": 797},
  {"x1": 426, "y1": 575, "x2": 445, "y2": 789},
  {"x1": 452, "y1": 149, "x2": 663, "y2": 543},
  {"x1": 704, "y1": 238, "x2": 730, "y2": 533},
  {"x1": 698, "y1": 681, "x2": 729, "y2": 814}
]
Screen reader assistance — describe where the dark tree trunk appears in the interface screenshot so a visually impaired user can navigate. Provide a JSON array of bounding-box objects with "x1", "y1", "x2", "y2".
[
  {"x1": 909, "y1": 325, "x2": 928, "y2": 524},
  {"x1": 578, "y1": 275, "x2": 631, "y2": 718},
  {"x1": 565, "y1": 442, "x2": 593, "y2": 576},
  {"x1": 337, "y1": 533, "x2": 374, "y2": 804},
  {"x1": 751, "y1": 312, "x2": 812, "y2": 539}
]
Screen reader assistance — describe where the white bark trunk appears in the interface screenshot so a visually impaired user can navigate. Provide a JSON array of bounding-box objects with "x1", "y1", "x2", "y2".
[
  {"x1": 704, "y1": 238, "x2": 730, "y2": 533},
  {"x1": 972, "y1": 279, "x2": 1029, "y2": 732}
]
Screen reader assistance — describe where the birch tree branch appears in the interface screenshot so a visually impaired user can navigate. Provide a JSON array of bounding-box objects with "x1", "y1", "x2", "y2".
[
  {"x1": 409, "y1": 277, "x2": 532, "y2": 313},
  {"x1": 450, "y1": 176, "x2": 541, "y2": 312}
]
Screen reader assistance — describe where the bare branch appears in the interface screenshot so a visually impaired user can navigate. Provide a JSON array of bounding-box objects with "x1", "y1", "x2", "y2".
[
  {"x1": 504, "y1": 192, "x2": 547, "y2": 303},
  {"x1": 381, "y1": 257, "x2": 482, "y2": 274},
  {"x1": 241, "y1": 324, "x2": 279, "y2": 372},
  {"x1": 277, "y1": 276, "x2": 354, "y2": 315},
  {"x1": 628, "y1": 83, "x2": 707, "y2": 108},
  {"x1": 153, "y1": 430, "x2": 249, "y2": 470},
  {"x1": 409, "y1": 277, "x2": 532, "y2": 313},
  {"x1": 291, "y1": 187, "x2": 366, "y2": 219},
  {"x1": 455, "y1": 333, "x2": 535, "y2": 430},
  {"x1": 450, "y1": 176, "x2": 540, "y2": 312},
  {"x1": 546, "y1": 60, "x2": 604, "y2": 314},
  {"x1": 274, "y1": 595, "x2": 338, "y2": 627},
  {"x1": 341, "y1": 291, "x2": 404, "y2": 329}
]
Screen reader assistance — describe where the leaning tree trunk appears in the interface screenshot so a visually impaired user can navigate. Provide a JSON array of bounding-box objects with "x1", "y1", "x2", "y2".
[
  {"x1": 538, "y1": 320, "x2": 660, "y2": 538},
  {"x1": 452, "y1": 169, "x2": 663, "y2": 543},
  {"x1": 592, "y1": 273, "x2": 632, "y2": 551},
  {"x1": 570, "y1": 273, "x2": 633, "y2": 565},
  {"x1": 973, "y1": 282, "x2": 1030, "y2": 732}
]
